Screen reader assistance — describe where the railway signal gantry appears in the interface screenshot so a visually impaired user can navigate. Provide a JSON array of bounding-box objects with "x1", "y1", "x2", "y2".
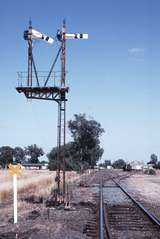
[{"x1": 16, "y1": 19, "x2": 88, "y2": 198}]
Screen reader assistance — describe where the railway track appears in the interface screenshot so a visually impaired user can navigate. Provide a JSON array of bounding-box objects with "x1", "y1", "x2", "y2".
[{"x1": 99, "y1": 177, "x2": 160, "y2": 239}]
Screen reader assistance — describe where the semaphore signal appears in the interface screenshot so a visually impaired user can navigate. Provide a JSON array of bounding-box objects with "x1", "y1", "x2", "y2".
[
  {"x1": 16, "y1": 19, "x2": 88, "y2": 200},
  {"x1": 24, "y1": 21, "x2": 54, "y2": 44},
  {"x1": 57, "y1": 31, "x2": 88, "y2": 41}
]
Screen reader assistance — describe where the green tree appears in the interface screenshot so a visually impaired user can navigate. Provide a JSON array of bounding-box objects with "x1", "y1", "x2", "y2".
[
  {"x1": 149, "y1": 154, "x2": 158, "y2": 165},
  {"x1": 48, "y1": 146, "x2": 59, "y2": 171},
  {"x1": 68, "y1": 114, "x2": 104, "y2": 170},
  {"x1": 0, "y1": 146, "x2": 14, "y2": 168},
  {"x1": 112, "y1": 159, "x2": 126, "y2": 169},
  {"x1": 48, "y1": 142, "x2": 80, "y2": 171},
  {"x1": 25, "y1": 144, "x2": 44, "y2": 163},
  {"x1": 13, "y1": 147, "x2": 25, "y2": 163}
]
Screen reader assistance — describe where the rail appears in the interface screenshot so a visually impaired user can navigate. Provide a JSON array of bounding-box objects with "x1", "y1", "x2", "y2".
[
  {"x1": 99, "y1": 180, "x2": 112, "y2": 239},
  {"x1": 99, "y1": 175, "x2": 160, "y2": 239},
  {"x1": 113, "y1": 179, "x2": 160, "y2": 227}
]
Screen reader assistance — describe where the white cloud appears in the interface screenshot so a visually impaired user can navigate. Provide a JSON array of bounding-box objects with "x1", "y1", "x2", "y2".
[
  {"x1": 128, "y1": 47, "x2": 145, "y2": 61},
  {"x1": 128, "y1": 47, "x2": 145, "y2": 54}
]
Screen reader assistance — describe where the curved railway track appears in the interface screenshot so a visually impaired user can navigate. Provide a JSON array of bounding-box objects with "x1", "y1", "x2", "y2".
[{"x1": 99, "y1": 176, "x2": 160, "y2": 239}]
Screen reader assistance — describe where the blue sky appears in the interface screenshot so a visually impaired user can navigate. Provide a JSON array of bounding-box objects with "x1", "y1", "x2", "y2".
[{"x1": 0, "y1": 0, "x2": 159, "y2": 163}]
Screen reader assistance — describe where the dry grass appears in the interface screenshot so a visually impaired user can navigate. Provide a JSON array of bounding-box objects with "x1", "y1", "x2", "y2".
[
  {"x1": 0, "y1": 170, "x2": 80, "y2": 202},
  {"x1": 0, "y1": 170, "x2": 53, "y2": 201}
]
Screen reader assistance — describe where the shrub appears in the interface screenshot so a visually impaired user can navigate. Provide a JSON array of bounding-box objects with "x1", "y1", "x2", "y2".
[
  {"x1": 112, "y1": 159, "x2": 126, "y2": 169},
  {"x1": 144, "y1": 168, "x2": 156, "y2": 175},
  {"x1": 149, "y1": 169, "x2": 156, "y2": 175},
  {"x1": 123, "y1": 164, "x2": 132, "y2": 171}
]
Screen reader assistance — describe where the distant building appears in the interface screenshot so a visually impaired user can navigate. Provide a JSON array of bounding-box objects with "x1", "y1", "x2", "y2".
[
  {"x1": 21, "y1": 163, "x2": 48, "y2": 170},
  {"x1": 130, "y1": 161, "x2": 144, "y2": 171},
  {"x1": 107, "y1": 165, "x2": 112, "y2": 169},
  {"x1": 143, "y1": 163, "x2": 154, "y2": 171}
]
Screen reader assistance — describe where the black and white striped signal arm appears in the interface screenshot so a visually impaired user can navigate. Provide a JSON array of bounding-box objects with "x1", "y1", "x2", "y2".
[
  {"x1": 65, "y1": 33, "x2": 88, "y2": 40},
  {"x1": 57, "y1": 30, "x2": 88, "y2": 41},
  {"x1": 24, "y1": 28, "x2": 54, "y2": 44}
]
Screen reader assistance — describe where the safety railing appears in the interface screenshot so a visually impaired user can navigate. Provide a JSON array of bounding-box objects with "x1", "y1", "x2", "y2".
[{"x1": 17, "y1": 71, "x2": 61, "y2": 87}]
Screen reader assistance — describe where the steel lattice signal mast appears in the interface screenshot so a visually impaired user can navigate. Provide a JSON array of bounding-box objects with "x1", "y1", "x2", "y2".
[{"x1": 16, "y1": 20, "x2": 88, "y2": 197}]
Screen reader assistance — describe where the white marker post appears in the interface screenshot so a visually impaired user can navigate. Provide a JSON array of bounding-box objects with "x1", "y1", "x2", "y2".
[
  {"x1": 8, "y1": 163, "x2": 22, "y2": 224},
  {"x1": 13, "y1": 174, "x2": 18, "y2": 224}
]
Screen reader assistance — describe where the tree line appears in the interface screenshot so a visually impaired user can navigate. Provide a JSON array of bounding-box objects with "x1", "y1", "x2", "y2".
[
  {"x1": 99, "y1": 153, "x2": 160, "y2": 170},
  {"x1": 0, "y1": 144, "x2": 44, "y2": 168},
  {"x1": 0, "y1": 114, "x2": 105, "y2": 171},
  {"x1": 99, "y1": 159, "x2": 126, "y2": 169}
]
